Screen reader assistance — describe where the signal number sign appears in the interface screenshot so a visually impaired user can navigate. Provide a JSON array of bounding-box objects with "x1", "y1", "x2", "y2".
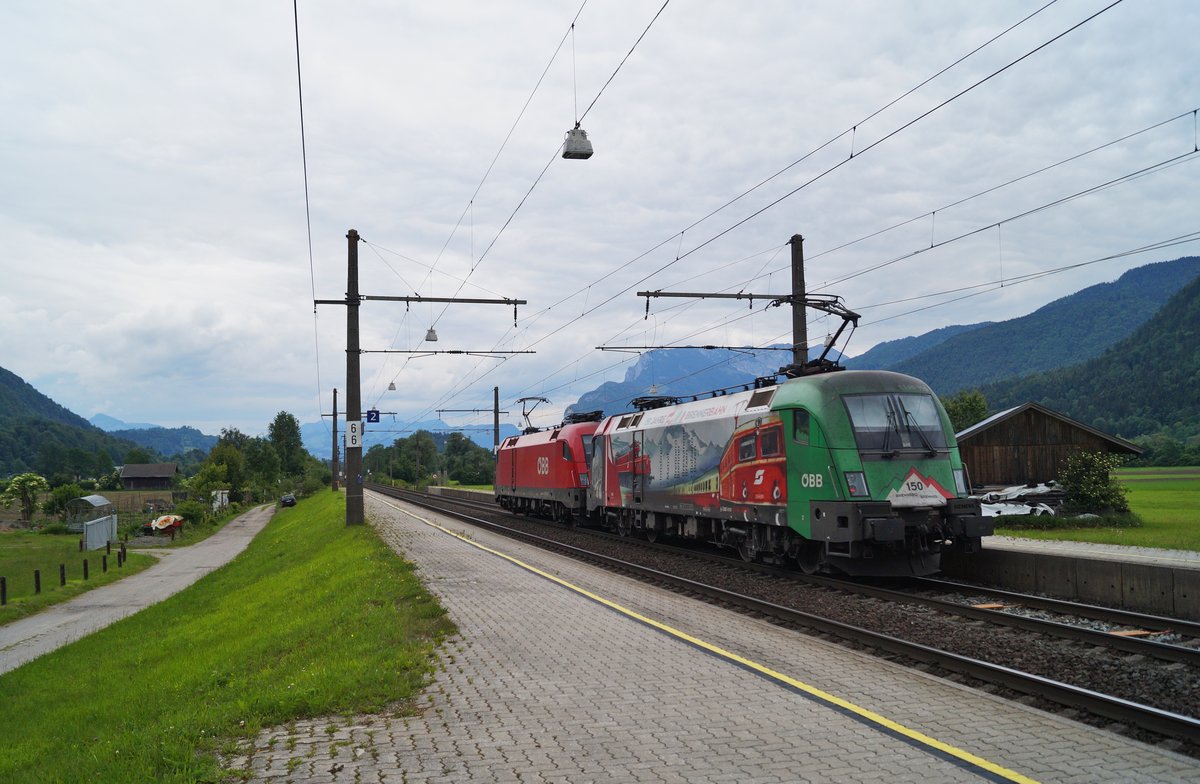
[{"x1": 346, "y1": 421, "x2": 362, "y2": 448}]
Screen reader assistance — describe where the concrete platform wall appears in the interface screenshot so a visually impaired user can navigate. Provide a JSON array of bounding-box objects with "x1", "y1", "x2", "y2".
[
  {"x1": 943, "y1": 549, "x2": 1200, "y2": 621},
  {"x1": 427, "y1": 486, "x2": 495, "y2": 503}
]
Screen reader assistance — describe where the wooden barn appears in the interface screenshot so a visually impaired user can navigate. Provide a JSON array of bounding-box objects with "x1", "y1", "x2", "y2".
[
  {"x1": 119, "y1": 462, "x2": 180, "y2": 490},
  {"x1": 955, "y1": 402, "x2": 1142, "y2": 488}
]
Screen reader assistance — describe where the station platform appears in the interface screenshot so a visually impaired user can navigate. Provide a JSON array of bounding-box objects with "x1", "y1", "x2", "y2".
[
  {"x1": 943, "y1": 536, "x2": 1200, "y2": 621},
  {"x1": 231, "y1": 493, "x2": 1200, "y2": 783},
  {"x1": 985, "y1": 535, "x2": 1200, "y2": 571}
]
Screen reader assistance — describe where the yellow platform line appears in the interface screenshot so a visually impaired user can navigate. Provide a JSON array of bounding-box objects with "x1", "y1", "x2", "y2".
[{"x1": 377, "y1": 498, "x2": 1039, "y2": 784}]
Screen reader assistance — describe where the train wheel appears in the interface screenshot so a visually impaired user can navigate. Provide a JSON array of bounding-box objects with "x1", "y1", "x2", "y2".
[
  {"x1": 645, "y1": 526, "x2": 658, "y2": 543},
  {"x1": 796, "y1": 541, "x2": 822, "y2": 574},
  {"x1": 617, "y1": 516, "x2": 632, "y2": 537},
  {"x1": 737, "y1": 536, "x2": 757, "y2": 563}
]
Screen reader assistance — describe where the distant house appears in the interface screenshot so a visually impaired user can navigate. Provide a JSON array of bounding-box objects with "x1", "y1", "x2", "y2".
[
  {"x1": 956, "y1": 402, "x2": 1142, "y2": 488},
  {"x1": 119, "y1": 463, "x2": 180, "y2": 490}
]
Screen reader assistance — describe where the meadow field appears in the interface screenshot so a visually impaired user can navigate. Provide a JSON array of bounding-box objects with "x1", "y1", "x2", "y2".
[{"x1": 996, "y1": 466, "x2": 1200, "y2": 551}]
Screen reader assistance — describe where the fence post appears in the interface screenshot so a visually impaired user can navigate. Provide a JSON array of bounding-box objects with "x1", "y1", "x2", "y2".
[
  {"x1": 102, "y1": 555, "x2": 108, "y2": 573},
  {"x1": 60, "y1": 564, "x2": 66, "y2": 586},
  {"x1": 106, "y1": 541, "x2": 111, "y2": 555},
  {"x1": 34, "y1": 569, "x2": 41, "y2": 594},
  {"x1": 1, "y1": 576, "x2": 6, "y2": 605},
  {"x1": 83, "y1": 559, "x2": 89, "y2": 580}
]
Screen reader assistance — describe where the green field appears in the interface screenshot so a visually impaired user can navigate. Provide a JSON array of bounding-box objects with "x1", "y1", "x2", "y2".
[
  {"x1": 996, "y1": 466, "x2": 1200, "y2": 550},
  {"x1": 0, "y1": 533, "x2": 156, "y2": 624},
  {"x1": 0, "y1": 491, "x2": 455, "y2": 783}
]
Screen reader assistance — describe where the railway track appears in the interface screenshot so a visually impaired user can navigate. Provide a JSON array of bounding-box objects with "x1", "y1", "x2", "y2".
[{"x1": 367, "y1": 484, "x2": 1200, "y2": 751}]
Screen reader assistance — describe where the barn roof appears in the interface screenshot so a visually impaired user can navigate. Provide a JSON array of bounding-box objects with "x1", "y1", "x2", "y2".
[
  {"x1": 119, "y1": 463, "x2": 180, "y2": 479},
  {"x1": 956, "y1": 402, "x2": 1143, "y2": 454}
]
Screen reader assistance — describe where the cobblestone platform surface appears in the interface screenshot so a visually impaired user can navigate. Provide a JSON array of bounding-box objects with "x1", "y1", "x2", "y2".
[{"x1": 228, "y1": 493, "x2": 1200, "y2": 783}]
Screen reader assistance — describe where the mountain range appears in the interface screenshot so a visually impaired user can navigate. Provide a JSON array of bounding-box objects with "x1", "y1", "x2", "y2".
[
  {"x1": 843, "y1": 256, "x2": 1200, "y2": 394},
  {"x1": 3, "y1": 254, "x2": 1198, "y2": 475}
]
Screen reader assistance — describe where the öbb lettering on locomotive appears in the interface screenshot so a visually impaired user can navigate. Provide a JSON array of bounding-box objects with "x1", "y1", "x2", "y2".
[{"x1": 494, "y1": 370, "x2": 991, "y2": 577}]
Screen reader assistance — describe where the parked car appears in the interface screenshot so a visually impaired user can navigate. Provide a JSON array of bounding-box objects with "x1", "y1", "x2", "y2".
[{"x1": 280, "y1": 493, "x2": 297, "y2": 507}]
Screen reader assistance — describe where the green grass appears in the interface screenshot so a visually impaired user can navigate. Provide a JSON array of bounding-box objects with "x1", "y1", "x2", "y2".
[
  {"x1": 0, "y1": 532, "x2": 156, "y2": 625},
  {"x1": 996, "y1": 467, "x2": 1200, "y2": 551},
  {"x1": 0, "y1": 490, "x2": 455, "y2": 783}
]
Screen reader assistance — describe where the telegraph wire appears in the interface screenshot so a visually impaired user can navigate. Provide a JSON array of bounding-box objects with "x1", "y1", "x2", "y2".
[
  {"x1": 800, "y1": 107, "x2": 1198, "y2": 270},
  {"x1": 292, "y1": 0, "x2": 328, "y2": 434},
  {"x1": 823, "y1": 149, "x2": 1200, "y2": 290},
  {"x1": 385, "y1": 1, "x2": 1142, "y2": 428},
  {"x1": 639, "y1": 0, "x2": 1127, "y2": 279},
  {"x1": 490, "y1": 0, "x2": 1123, "y2": 366},
  {"x1": 383, "y1": 1, "x2": 1063, "y2": 417},
  {"x1": 502, "y1": 0, "x2": 1065, "y2": 340},
  {"x1": 425, "y1": 0, "x2": 673, "y2": 333},
  {"x1": 855, "y1": 231, "x2": 1200, "y2": 326}
]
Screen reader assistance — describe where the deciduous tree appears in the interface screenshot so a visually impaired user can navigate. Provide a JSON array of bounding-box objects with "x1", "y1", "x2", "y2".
[{"x1": 1, "y1": 472, "x2": 50, "y2": 524}]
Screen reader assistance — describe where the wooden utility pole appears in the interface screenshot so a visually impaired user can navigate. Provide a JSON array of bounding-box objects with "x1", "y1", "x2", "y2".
[
  {"x1": 789, "y1": 234, "x2": 807, "y2": 366},
  {"x1": 315, "y1": 228, "x2": 527, "y2": 527},
  {"x1": 331, "y1": 388, "x2": 339, "y2": 491},
  {"x1": 635, "y1": 232, "x2": 859, "y2": 375},
  {"x1": 345, "y1": 229, "x2": 363, "y2": 524}
]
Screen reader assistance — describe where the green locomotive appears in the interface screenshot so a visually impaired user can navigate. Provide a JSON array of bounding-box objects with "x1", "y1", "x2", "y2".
[{"x1": 587, "y1": 369, "x2": 990, "y2": 577}]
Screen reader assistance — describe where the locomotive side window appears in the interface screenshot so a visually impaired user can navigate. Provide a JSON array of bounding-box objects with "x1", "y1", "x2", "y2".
[
  {"x1": 760, "y1": 427, "x2": 781, "y2": 457},
  {"x1": 584, "y1": 436, "x2": 595, "y2": 466},
  {"x1": 738, "y1": 434, "x2": 756, "y2": 462},
  {"x1": 562, "y1": 441, "x2": 571, "y2": 461},
  {"x1": 792, "y1": 410, "x2": 810, "y2": 444}
]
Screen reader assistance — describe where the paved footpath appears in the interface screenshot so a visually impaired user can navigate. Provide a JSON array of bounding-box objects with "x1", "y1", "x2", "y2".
[
  {"x1": 228, "y1": 493, "x2": 1200, "y2": 783},
  {"x1": 0, "y1": 504, "x2": 274, "y2": 675}
]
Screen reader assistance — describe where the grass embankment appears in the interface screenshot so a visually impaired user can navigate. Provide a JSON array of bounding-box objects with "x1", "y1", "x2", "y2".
[
  {"x1": 0, "y1": 534, "x2": 156, "y2": 625},
  {"x1": 995, "y1": 467, "x2": 1200, "y2": 551},
  {"x1": 0, "y1": 491, "x2": 455, "y2": 783}
]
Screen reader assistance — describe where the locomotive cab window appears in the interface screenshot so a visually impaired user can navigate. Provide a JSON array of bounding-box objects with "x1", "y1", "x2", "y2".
[
  {"x1": 760, "y1": 427, "x2": 781, "y2": 457},
  {"x1": 584, "y1": 437, "x2": 595, "y2": 466},
  {"x1": 843, "y1": 393, "x2": 948, "y2": 454},
  {"x1": 738, "y1": 434, "x2": 756, "y2": 462},
  {"x1": 562, "y1": 441, "x2": 571, "y2": 461},
  {"x1": 792, "y1": 410, "x2": 810, "y2": 445}
]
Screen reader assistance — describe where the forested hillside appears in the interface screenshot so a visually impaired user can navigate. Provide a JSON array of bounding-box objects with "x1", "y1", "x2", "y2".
[
  {"x1": 983, "y1": 274, "x2": 1200, "y2": 441},
  {"x1": 0, "y1": 366, "x2": 143, "y2": 476},
  {"x1": 843, "y1": 323, "x2": 988, "y2": 370},
  {"x1": 870, "y1": 256, "x2": 1200, "y2": 393},
  {"x1": 111, "y1": 425, "x2": 217, "y2": 457}
]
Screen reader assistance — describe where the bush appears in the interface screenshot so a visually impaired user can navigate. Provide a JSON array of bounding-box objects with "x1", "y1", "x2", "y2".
[
  {"x1": 173, "y1": 500, "x2": 209, "y2": 526},
  {"x1": 1059, "y1": 451, "x2": 1130, "y2": 513},
  {"x1": 995, "y1": 511, "x2": 1142, "y2": 530}
]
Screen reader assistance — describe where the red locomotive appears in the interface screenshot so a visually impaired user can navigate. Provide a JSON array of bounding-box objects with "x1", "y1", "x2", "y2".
[{"x1": 494, "y1": 412, "x2": 603, "y2": 522}]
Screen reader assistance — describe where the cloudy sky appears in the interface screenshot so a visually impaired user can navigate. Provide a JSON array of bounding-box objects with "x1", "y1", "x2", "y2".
[{"x1": 2, "y1": 0, "x2": 1196, "y2": 439}]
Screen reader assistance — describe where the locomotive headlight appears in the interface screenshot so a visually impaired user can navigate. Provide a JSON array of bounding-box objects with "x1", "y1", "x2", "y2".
[
  {"x1": 953, "y1": 469, "x2": 967, "y2": 495},
  {"x1": 844, "y1": 471, "x2": 870, "y2": 497}
]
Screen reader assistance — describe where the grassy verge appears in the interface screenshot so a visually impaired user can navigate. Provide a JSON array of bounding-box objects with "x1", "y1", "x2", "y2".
[
  {"x1": 0, "y1": 533, "x2": 157, "y2": 625},
  {"x1": 0, "y1": 490, "x2": 455, "y2": 783},
  {"x1": 995, "y1": 468, "x2": 1200, "y2": 551}
]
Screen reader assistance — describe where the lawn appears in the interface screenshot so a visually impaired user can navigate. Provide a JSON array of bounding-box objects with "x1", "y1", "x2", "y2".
[
  {"x1": 0, "y1": 490, "x2": 455, "y2": 783},
  {"x1": 0, "y1": 532, "x2": 156, "y2": 625},
  {"x1": 995, "y1": 466, "x2": 1200, "y2": 551}
]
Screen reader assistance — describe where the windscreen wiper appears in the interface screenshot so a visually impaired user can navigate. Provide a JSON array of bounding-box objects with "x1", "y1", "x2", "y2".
[
  {"x1": 881, "y1": 397, "x2": 899, "y2": 459},
  {"x1": 897, "y1": 397, "x2": 938, "y2": 457}
]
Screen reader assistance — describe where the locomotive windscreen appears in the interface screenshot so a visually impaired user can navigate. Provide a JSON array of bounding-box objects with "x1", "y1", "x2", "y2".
[{"x1": 842, "y1": 393, "x2": 948, "y2": 454}]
